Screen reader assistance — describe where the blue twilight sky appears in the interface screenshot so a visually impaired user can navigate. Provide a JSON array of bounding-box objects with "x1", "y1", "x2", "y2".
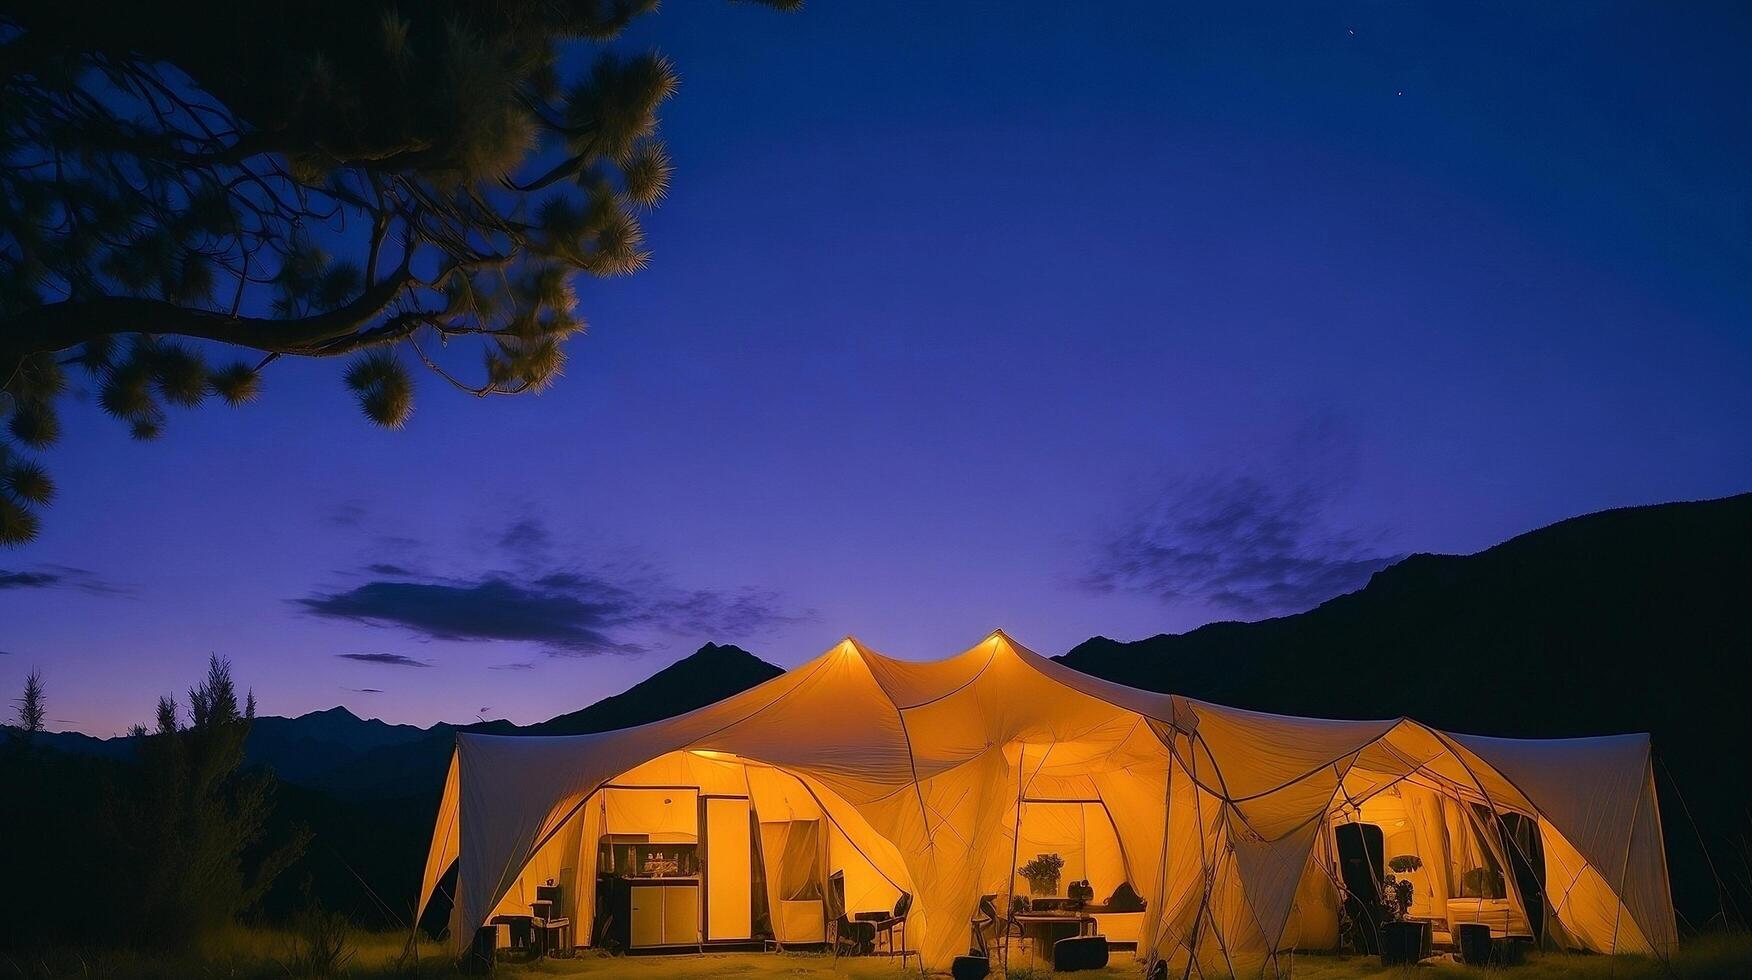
[{"x1": 4, "y1": 2, "x2": 1750, "y2": 735}]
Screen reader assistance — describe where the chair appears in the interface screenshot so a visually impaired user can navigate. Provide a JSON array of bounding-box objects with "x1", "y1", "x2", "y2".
[
  {"x1": 972, "y1": 894, "x2": 1026, "y2": 972},
  {"x1": 971, "y1": 895, "x2": 999, "y2": 956},
  {"x1": 998, "y1": 895, "x2": 1036, "y2": 967},
  {"x1": 531, "y1": 884, "x2": 572, "y2": 958},
  {"x1": 870, "y1": 892, "x2": 912, "y2": 968},
  {"x1": 827, "y1": 871, "x2": 875, "y2": 959}
]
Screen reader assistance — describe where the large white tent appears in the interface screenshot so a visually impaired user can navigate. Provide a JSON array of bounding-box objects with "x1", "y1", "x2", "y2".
[{"x1": 417, "y1": 631, "x2": 1674, "y2": 972}]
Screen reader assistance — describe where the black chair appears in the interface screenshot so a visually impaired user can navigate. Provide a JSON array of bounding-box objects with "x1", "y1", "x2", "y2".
[{"x1": 827, "y1": 871, "x2": 875, "y2": 959}]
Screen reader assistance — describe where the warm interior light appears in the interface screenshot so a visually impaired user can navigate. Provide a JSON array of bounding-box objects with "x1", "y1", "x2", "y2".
[{"x1": 689, "y1": 749, "x2": 739, "y2": 761}]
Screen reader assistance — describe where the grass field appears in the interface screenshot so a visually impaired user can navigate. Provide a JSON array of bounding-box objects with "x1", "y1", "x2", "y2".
[{"x1": 7, "y1": 931, "x2": 1751, "y2": 979}]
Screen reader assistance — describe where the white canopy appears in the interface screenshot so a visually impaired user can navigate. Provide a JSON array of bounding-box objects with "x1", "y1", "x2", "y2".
[{"x1": 418, "y1": 631, "x2": 1674, "y2": 970}]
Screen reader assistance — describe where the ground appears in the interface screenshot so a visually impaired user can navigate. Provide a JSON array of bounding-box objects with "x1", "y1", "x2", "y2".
[{"x1": 7, "y1": 932, "x2": 1751, "y2": 979}]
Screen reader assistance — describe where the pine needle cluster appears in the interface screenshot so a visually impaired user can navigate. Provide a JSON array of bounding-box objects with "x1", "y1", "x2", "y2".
[{"x1": 0, "y1": 0, "x2": 803, "y2": 544}]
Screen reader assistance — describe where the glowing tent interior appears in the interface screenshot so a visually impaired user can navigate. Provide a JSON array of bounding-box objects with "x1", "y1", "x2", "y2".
[{"x1": 416, "y1": 631, "x2": 1674, "y2": 972}]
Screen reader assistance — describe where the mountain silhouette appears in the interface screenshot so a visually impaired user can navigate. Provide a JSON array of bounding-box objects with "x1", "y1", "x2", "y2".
[
  {"x1": 526, "y1": 642, "x2": 784, "y2": 735},
  {"x1": 304, "y1": 641, "x2": 783, "y2": 799},
  {"x1": 1056, "y1": 492, "x2": 1752, "y2": 930},
  {"x1": 268, "y1": 642, "x2": 783, "y2": 924}
]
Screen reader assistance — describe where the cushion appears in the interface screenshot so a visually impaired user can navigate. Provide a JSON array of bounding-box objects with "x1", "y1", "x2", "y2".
[{"x1": 1053, "y1": 935, "x2": 1110, "y2": 972}]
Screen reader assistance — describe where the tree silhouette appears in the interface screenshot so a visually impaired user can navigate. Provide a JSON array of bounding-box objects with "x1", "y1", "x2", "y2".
[
  {"x1": 121, "y1": 655, "x2": 306, "y2": 947},
  {"x1": 155, "y1": 693, "x2": 179, "y2": 735},
  {"x1": 14, "y1": 666, "x2": 43, "y2": 734},
  {"x1": 0, "y1": 0, "x2": 799, "y2": 544},
  {"x1": 0, "y1": 654, "x2": 305, "y2": 948}
]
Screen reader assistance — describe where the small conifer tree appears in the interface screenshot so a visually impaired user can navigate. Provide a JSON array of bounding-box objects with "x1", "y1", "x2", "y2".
[{"x1": 15, "y1": 667, "x2": 44, "y2": 734}]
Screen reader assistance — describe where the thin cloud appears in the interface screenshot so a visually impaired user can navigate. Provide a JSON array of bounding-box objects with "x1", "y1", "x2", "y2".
[
  {"x1": 1083, "y1": 420, "x2": 1401, "y2": 619},
  {"x1": 490, "y1": 662, "x2": 538, "y2": 671},
  {"x1": 296, "y1": 562, "x2": 807, "y2": 657},
  {"x1": 498, "y1": 518, "x2": 551, "y2": 555},
  {"x1": 327, "y1": 502, "x2": 368, "y2": 527},
  {"x1": 344, "y1": 687, "x2": 385, "y2": 694},
  {"x1": 0, "y1": 570, "x2": 58, "y2": 589},
  {"x1": 336, "y1": 652, "x2": 432, "y2": 668},
  {"x1": 0, "y1": 564, "x2": 133, "y2": 597}
]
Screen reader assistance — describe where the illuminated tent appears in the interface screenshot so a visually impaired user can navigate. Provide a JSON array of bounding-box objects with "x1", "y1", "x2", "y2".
[{"x1": 416, "y1": 632, "x2": 1674, "y2": 972}]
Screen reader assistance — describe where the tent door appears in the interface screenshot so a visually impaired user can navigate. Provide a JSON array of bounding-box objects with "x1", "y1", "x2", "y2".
[
  {"x1": 705, "y1": 796, "x2": 753, "y2": 941},
  {"x1": 1495, "y1": 812, "x2": 1547, "y2": 943},
  {"x1": 1335, "y1": 822, "x2": 1385, "y2": 953}
]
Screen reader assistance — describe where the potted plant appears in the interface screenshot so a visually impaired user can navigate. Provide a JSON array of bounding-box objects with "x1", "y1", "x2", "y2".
[
  {"x1": 1378, "y1": 873, "x2": 1423, "y2": 966},
  {"x1": 1018, "y1": 853, "x2": 1066, "y2": 896}
]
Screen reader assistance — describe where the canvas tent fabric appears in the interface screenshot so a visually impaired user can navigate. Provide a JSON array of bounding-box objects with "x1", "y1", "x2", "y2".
[{"x1": 417, "y1": 631, "x2": 1676, "y2": 971}]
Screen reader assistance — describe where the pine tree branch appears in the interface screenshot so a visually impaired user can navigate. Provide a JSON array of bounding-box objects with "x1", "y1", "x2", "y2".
[{"x1": 4, "y1": 265, "x2": 416, "y2": 358}]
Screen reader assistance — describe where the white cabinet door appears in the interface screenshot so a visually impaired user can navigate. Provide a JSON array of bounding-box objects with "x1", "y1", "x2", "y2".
[
  {"x1": 629, "y1": 887, "x2": 664, "y2": 948},
  {"x1": 663, "y1": 885, "x2": 699, "y2": 945}
]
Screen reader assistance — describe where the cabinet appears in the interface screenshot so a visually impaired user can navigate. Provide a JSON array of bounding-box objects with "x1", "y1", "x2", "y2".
[{"x1": 629, "y1": 882, "x2": 698, "y2": 947}]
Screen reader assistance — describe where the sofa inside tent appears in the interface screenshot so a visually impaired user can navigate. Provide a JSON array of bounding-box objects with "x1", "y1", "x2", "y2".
[{"x1": 416, "y1": 632, "x2": 1675, "y2": 972}]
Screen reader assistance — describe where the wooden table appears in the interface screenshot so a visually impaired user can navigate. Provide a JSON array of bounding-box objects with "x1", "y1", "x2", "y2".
[{"x1": 1012, "y1": 912, "x2": 1096, "y2": 969}]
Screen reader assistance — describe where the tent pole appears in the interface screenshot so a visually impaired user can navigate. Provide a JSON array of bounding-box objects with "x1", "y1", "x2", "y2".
[
  {"x1": 1182, "y1": 734, "x2": 1218, "y2": 980},
  {"x1": 1002, "y1": 744, "x2": 1026, "y2": 974},
  {"x1": 1146, "y1": 746, "x2": 1175, "y2": 976}
]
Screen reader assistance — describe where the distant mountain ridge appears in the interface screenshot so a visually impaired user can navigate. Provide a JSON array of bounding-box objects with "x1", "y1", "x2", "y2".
[
  {"x1": 15, "y1": 642, "x2": 784, "y2": 799},
  {"x1": 307, "y1": 642, "x2": 782, "y2": 798}
]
